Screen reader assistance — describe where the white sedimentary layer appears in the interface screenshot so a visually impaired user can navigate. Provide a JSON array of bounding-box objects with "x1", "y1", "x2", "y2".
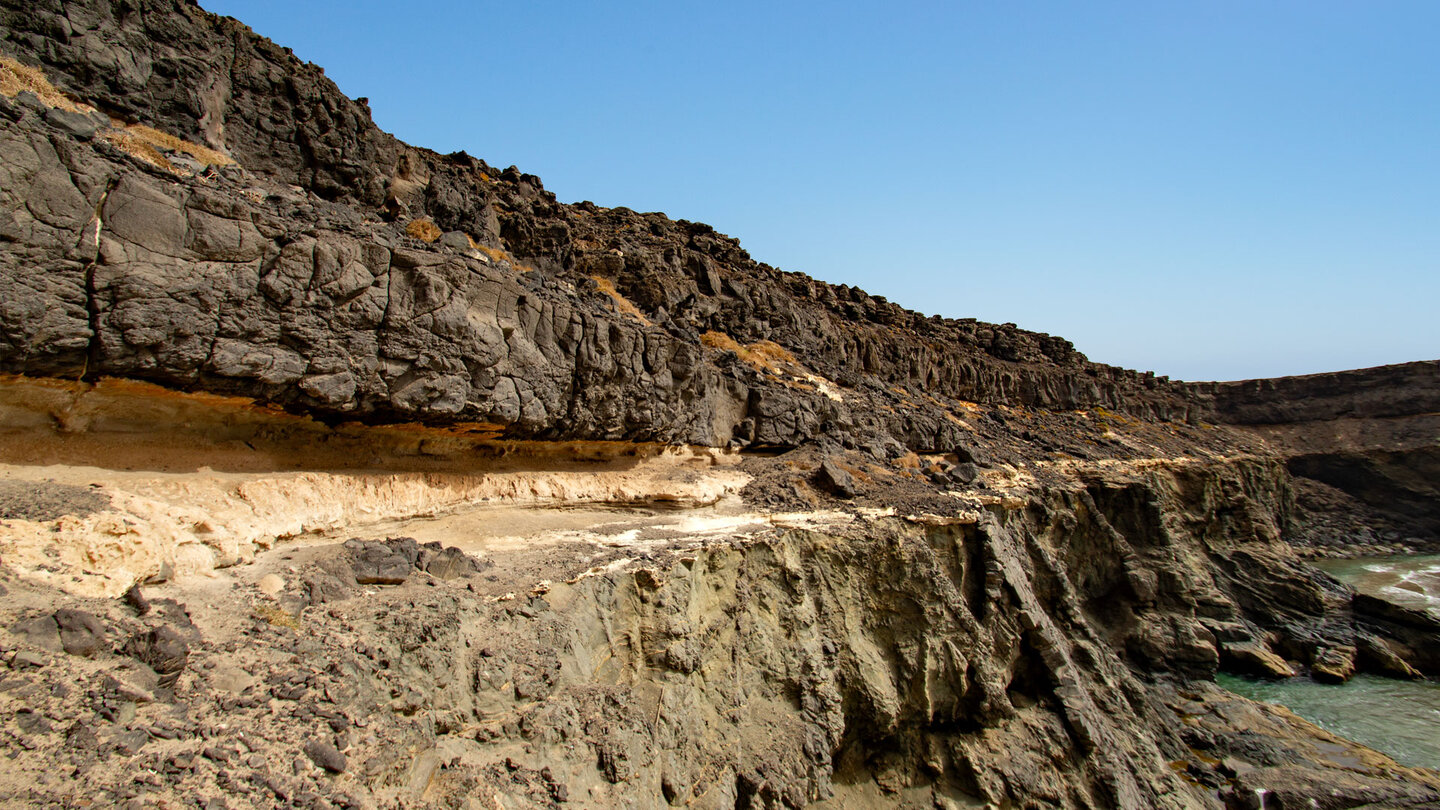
[{"x1": 0, "y1": 458, "x2": 750, "y2": 598}]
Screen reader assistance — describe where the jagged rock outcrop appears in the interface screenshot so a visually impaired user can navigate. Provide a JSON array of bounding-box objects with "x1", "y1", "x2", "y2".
[{"x1": 5, "y1": 458, "x2": 1440, "y2": 809}]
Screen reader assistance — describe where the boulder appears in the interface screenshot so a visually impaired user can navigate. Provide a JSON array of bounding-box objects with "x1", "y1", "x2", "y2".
[
  {"x1": 814, "y1": 458, "x2": 857, "y2": 499},
  {"x1": 346, "y1": 536, "x2": 420, "y2": 584},
  {"x1": 125, "y1": 626, "x2": 189, "y2": 687},
  {"x1": 256, "y1": 574, "x2": 285, "y2": 596},
  {"x1": 1310, "y1": 646, "x2": 1356, "y2": 684},
  {"x1": 1356, "y1": 635, "x2": 1422, "y2": 680},
  {"x1": 418, "y1": 543, "x2": 486, "y2": 580},
  {"x1": 9, "y1": 614, "x2": 61, "y2": 652},
  {"x1": 1220, "y1": 641, "x2": 1295, "y2": 679},
  {"x1": 303, "y1": 739, "x2": 347, "y2": 774},
  {"x1": 53, "y1": 609, "x2": 106, "y2": 657}
]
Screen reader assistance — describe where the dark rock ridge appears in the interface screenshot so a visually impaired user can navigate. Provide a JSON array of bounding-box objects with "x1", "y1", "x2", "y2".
[
  {"x1": 1, "y1": 0, "x2": 1207, "y2": 452},
  {"x1": 1190, "y1": 360, "x2": 1440, "y2": 425},
  {"x1": 1188, "y1": 362, "x2": 1440, "y2": 552}
]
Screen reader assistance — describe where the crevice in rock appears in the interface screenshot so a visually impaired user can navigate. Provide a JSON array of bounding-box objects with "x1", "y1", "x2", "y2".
[{"x1": 78, "y1": 174, "x2": 118, "y2": 381}]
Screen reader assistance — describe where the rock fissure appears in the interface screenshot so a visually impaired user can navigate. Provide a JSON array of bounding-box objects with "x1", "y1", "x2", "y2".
[{"x1": 76, "y1": 173, "x2": 116, "y2": 381}]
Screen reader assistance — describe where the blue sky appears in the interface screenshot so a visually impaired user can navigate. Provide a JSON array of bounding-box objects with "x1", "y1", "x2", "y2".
[{"x1": 201, "y1": 1, "x2": 1438, "y2": 382}]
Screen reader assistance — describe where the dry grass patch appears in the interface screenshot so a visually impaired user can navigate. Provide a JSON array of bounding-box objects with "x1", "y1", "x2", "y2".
[
  {"x1": 475, "y1": 244, "x2": 509, "y2": 264},
  {"x1": 405, "y1": 218, "x2": 442, "y2": 242},
  {"x1": 700, "y1": 331, "x2": 809, "y2": 376},
  {"x1": 122, "y1": 122, "x2": 232, "y2": 166},
  {"x1": 100, "y1": 121, "x2": 235, "y2": 175},
  {"x1": 0, "y1": 56, "x2": 93, "y2": 114},
  {"x1": 699, "y1": 330, "x2": 745, "y2": 355},
  {"x1": 590, "y1": 276, "x2": 651, "y2": 325},
  {"x1": 98, "y1": 129, "x2": 176, "y2": 172},
  {"x1": 253, "y1": 603, "x2": 299, "y2": 629},
  {"x1": 745, "y1": 340, "x2": 799, "y2": 369},
  {"x1": 472, "y1": 243, "x2": 537, "y2": 273}
]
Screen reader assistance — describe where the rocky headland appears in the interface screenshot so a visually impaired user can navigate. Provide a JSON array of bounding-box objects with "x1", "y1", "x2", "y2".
[{"x1": 1, "y1": 2, "x2": 1439, "y2": 808}]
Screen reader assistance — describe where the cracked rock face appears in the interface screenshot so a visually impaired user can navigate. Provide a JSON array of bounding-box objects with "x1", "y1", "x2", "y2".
[
  {"x1": 4, "y1": 460, "x2": 1440, "y2": 809},
  {"x1": 0, "y1": 0, "x2": 1216, "y2": 454}
]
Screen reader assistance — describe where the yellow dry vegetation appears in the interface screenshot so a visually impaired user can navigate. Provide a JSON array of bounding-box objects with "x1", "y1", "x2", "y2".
[
  {"x1": 253, "y1": 603, "x2": 299, "y2": 629},
  {"x1": 1092, "y1": 406, "x2": 1137, "y2": 427},
  {"x1": 122, "y1": 122, "x2": 232, "y2": 166},
  {"x1": 699, "y1": 331, "x2": 803, "y2": 375},
  {"x1": 100, "y1": 122, "x2": 235, "y2": 175},
  {"x1": 590, "y1": 276, "x2": 651, "y2": 325},
  {"x1": 0, "y1": 57, "x2": 234, "y2": 173},
  {"x1": 699, "y1": 330, "x2": 745, "y2": 354},
  {"x1": 471, "y1": 243, "x2": 536, "y2": 273},
  {"x1": 0, "y1": 56, "x2": 93, "y2": 114},
  {"x1": 475, "y1": 244, "x2": 509, "y2": 264},
  {"x1": 97, "y1": 129, "x2": 176, "y2": 173},
  {"x1": 405, "y1": 218, "x2": 442, "y2": 242}
]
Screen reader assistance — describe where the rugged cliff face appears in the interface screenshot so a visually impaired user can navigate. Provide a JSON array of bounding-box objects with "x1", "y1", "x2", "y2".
[
  {"x1": 2, "y1": 2, "x2": 1439, "y2": 809},
  {"x1": 1, "y1": 0, "x2": 1204, "y2": 455},
  {"x1": 1192, "y1": 362, "x2": 1440, "y2": 554}
]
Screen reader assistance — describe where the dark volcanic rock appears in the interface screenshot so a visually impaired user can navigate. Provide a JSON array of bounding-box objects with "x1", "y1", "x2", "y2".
[
  {"x1": 1192, "y1": 360, "x2": 1440, "y2": 425},
  {"x1": 2, "y1": 4, "x2": 1440, "y2": 810},
  {"x1": 302, "y1": 740, "x2": 346, "y2": 774},
  {"x1": 345, "y1": 537, "x2": 418, "y2": 585},
  {"x1": 124, "y1": 625, "x2": 189, "y2": 687},
  {"x1": 124, "y1": 584, "x2": 151, "y2": 616},
  {"x1": 814, "y1": 457, "x2": 857, "y2": 499},
  {"x1": 418, "y1": 543, "x2": 487, "y2": 579},
  {"x1": 53, "y1": 608, "x2": 105, "y2": 657},
  {"x1": 0, "y1": 480, "x2": 110, "y2": 521},
  {"x1": 0, "y1": 0, "x2": 1209, "y2": 455},
  {"x1": 10, "y1": 614, "x2": 61, "y2": 652}
]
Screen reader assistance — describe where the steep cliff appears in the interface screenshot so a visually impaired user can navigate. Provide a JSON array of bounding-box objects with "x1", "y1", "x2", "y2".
[
  {"x1": 1, "y1": 0, "x2": 1203, "y2": 456},
  {"x1": 1193, "y1": 362, "x2": 1440, "y2": 554},
  {"x1": 2, "y1": 2, "x2": 1440, "y2": 810}
]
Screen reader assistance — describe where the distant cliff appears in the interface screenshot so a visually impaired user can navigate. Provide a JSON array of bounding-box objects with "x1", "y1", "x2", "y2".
[{"x1": 1191, "y1": 360, "x2": 1440, "y2": 425}]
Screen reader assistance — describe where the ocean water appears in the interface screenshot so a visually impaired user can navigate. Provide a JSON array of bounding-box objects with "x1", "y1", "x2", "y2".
[
  {"x1": 1313, "y1": 553, "x2": 1440, "y2": 618},
  {"x1": 1216, "y1": 673, "x2": 1440, "y2": 770},
  {"x1": 1216, "y1": 553, "x2": 1440, "y2": 770}
]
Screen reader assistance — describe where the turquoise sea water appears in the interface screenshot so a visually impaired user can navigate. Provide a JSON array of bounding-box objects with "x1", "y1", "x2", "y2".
[
  {"x1": 1215, "y1": 672, "x2": 1440, "y2": 770},
  {"x1": 1312, "y1": 553, "x2": 1440, "y2": 618},
  {"x1": 1216, "y1": 553, "x2": 1440, "y2": 770}
]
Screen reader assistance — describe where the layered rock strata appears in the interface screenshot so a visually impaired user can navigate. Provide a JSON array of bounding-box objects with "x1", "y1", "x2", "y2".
[
  {"x1": 4, "y1": 455, "x2": 1440, "y2": 809},
  {"x1": 1193, "y1": 362, "x2": 1440, "y2": 553},
  {"x1": 2, "y1": 2, "x2": 1440, "y2": 809}
]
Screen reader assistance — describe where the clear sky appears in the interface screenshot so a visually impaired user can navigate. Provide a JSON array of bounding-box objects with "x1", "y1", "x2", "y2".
[{"x1": 201, "y1": 1, "x2": 1438, "y2": 382}]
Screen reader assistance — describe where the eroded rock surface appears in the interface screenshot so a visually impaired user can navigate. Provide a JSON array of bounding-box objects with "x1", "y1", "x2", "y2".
[
  {"x1": 2, "y1": 1, "x2": 1440, "y2": 809},
  {"x1": 4, "y1": 457, "x2": 1440, "y2": 809},
  {"x1": 0, "y1": 0, "x2": 1212, "y2": 455}
]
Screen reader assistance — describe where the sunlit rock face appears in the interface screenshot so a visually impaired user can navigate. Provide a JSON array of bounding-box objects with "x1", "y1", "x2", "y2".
[{"x1": 1, "y1": 1, "x2": 1439, "y2": 807}]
